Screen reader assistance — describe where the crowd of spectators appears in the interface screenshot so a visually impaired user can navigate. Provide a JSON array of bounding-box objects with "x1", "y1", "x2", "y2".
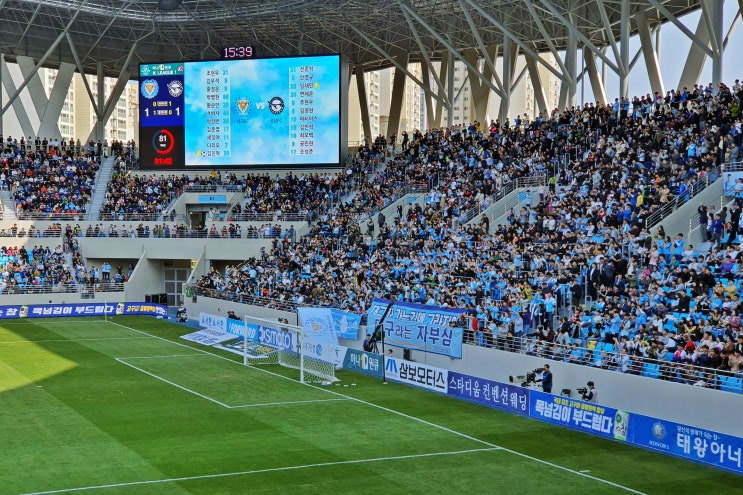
[
  {"x1": 0, "y1": 243, "x2": 78, "y2": 293},
  {"x1": 195, "y1": 80, "x2": 743, "y2": 388}
]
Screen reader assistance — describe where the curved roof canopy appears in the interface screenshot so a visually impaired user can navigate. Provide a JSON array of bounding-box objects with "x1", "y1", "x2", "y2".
[{"x1": 0, "y1": 0, "x2": 701, "y2": 79}]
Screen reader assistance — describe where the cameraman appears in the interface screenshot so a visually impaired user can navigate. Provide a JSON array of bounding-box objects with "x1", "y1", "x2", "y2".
[
  {"x1": 540, "y1": 364, "x2": 553, "y2": 393},
  {"x1": 582, "y1": 381, "x2": 598, "y2": 403}
]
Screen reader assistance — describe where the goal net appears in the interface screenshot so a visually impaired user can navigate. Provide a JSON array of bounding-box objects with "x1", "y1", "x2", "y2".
[{"x1": 240, "y1": 315, "x2": 338, "y2": 384}]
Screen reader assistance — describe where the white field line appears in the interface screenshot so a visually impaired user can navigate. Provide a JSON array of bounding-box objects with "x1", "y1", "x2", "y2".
[
  {"x1": 0, "y1": 337, "x2": 153, "y2": 344},
  {"x1": 118, "y1": 354, "x2": 204, "y2": 359},
  {"x1": 114, "y1": 358, "x2": 232, "y2": 409},
  {"x1": 105, "y1": 321, "x2": 648, "y2": 495},
  {"x1": 230, "y1": 398, "x2": 350, "y2": 408},
  {"x1": 116, "y1": 356, "x2": 351, "y2": 409},
  {"x1": 17, "y1": 448, "x2": 501, "y2": 495}
]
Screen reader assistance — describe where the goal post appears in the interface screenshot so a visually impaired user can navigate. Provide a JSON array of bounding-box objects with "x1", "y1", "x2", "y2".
[{"x1": 240, "y1": 315, "x2": 338, "y2": 384}]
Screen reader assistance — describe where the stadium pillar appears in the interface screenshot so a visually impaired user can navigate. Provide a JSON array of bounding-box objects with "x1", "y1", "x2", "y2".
[
  {"x1": 583, "y1": 48, "x2": 607, "y2": 105},
  {"x1": 559, "y1": 21, "x2": 577, "y2": 110},
  {"x1": 498, "y1": 39, "x2": 518, "y2": 123},
  {"x1": 706, "y1": 0, "x2": 724, "y2": 89},
  {"x1": 385, "y1": 54, "x2": 408, "y2": 142},
  {"x1": 0, "y1": 57, "x2": 35, "y2": 139},
  {"x1": 95, "y1": 62, "x2": 105, "y2": 143},
  {"x1": 0, "y1": 53, "x2": 3, "y2": 138},
  {"x1": 421, "y1": 62, "x2": 435, "y2": 128},
  {"x1": 446, "y1": 54, "x2": 454, "y2": 128},
  {"x1": 354, "y1": 67, "x2": 373, "y2": 146},
  {"x1": 618, "y1": 0, "x2": 630, "y2": 98},
  {"x1": 635, "y1": 11, "x2": 665, "y2": 97},
  {"x1": 432, "y1": 52, "x2": 449, "y2": 128},
  {"x1": 524, "y1": 51, "x2": 548, "y2": 117}
]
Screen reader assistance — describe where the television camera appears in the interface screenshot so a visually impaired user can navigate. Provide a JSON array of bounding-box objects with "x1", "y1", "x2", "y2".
[
  {"x1": 509, "y1": 367, "x2": 545, "y2": 389},
  {"x1": 576, "y1": 387, "x2": 588, "y2": 396}
]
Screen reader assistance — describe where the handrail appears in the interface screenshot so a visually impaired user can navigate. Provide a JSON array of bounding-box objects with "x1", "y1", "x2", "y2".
[
  {"x1": 463, "y1": 332, "x2": 740, "y2": 395},
  {"x1": 355, "y1": 183, "x2": 429, "y2": 224},
  {"x1": 646, "y1": 164, "x2": 722, "y2": 230},
  {"x1": 459, "y1": 175, "x2": 546, "y2": 226}
]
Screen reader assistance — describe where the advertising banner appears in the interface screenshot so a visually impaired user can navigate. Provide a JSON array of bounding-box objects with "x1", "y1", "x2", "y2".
[
  {"x1": 529, "y1": 389, "x2": 622, "y2": 440},
  {"x1": 211, "y1": 313, "x2": 294, "y2": 352},
  {"x1": 627, "y1": 414, "x2": 743, "y2": 474},
  {"x1": 180, "y1": 328, "x2": 235, "y2": 346},
  {"x1": 343, "y1": 349, "x2": 383, "y2": 378},
  {"x1": 331, "y1": 308, "x2": 362, "y2": 339},
  {"x1": 447, "y1": 371, "x2": 529, "y2": 415},
  {"x1": 0, "y1": 302, "x2": 169, "y2": 319},
  {"x1": 301, "y1": 339, "x2": 346, "y2": 365},
  {"x1": 383, "y1": 356, "x2": 448, "y2": 393},
  {"x1": 367, "y1": 299, "x2": 465, "y2": 358}
]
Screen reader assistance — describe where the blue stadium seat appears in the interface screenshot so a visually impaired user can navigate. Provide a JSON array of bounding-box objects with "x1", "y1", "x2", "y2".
[
  {"x1": 642, "y1": 363, "x2": 660, "y2": 379},
  {"x1": 720, "y1": 376, "x2": 743, "y2": 394}
]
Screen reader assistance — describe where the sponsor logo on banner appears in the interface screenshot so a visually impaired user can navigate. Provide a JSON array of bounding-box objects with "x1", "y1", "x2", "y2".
[
  {"x1": 343, "y1": 349, "x2": 383, "y2": 378},
  {"x1": 529, "y1": 389, "x2": 617, "y2": 440},
  {"x1": 199, "y1": 312, "x2": 226, "y2": 332},
  {"x1": 0, "y1": 303, "x2": 165, "y2": 319},
  {"x1": 180, "y1": 328, "x2": 234, "y2": 346},
  {"x1": 447, "y1": 371, "x2": 529, "y2": 414},
  {"x1": 384, "y1": 356, "x2": 447, "y2": 393},
  {"x1": 627, "y1": 414, "x2": 743, "y2": 473},
  {"x1": 302, "y1": 339, "x2": 346, "y2": 365}
]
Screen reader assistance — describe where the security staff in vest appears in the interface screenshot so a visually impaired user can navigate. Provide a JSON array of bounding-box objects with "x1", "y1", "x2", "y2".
[{"x1": 582, "y1": 381, "x2": 598, "y2": 403}]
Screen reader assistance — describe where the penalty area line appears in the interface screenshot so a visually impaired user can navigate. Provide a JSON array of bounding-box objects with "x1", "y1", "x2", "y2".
[
  {"x1": 16, "y1": 448, "x2": 501, "y2": 495},
  {"x1": 114, "y1": 358, "x2": 232, "y2": 409},
  {"x1": 104, "y1": 321, "x2": 647, "y2": 494},
  {"x1": 230, "y1": 398, "x2": 351, "y2": 408}
]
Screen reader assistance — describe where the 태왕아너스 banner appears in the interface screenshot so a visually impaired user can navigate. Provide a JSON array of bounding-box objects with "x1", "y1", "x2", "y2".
[{"x1": 367, "y1": 299, "x2": 465, "y2": 358}]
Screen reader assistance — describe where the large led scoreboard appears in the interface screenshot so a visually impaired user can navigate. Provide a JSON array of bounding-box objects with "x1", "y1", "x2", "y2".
[{"x1": 138, "y1": 54, "x2": 345, "y2": 169}]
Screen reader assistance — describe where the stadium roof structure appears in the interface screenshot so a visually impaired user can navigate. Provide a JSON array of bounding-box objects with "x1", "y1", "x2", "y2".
[
  {"x1": 0, "y1": 0, "x2": 706, "y2": 76},
  {"x1": 0, "y1": 0, "x2": 739, "y2": 139}
]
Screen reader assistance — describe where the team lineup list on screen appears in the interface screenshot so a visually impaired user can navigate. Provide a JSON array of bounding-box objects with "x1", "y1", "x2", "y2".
[{"x1": 138, "y1": 54, "x2": 341, "y2": 169}]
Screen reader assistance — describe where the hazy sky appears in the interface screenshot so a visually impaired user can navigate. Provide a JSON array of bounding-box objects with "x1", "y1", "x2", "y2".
[{"x1": 600, "y1": 2, "x2": 742, "y2": 101}]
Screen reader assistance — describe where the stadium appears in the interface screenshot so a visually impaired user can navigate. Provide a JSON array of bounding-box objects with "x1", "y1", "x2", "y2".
[{"x1": 0, "y1": 0, "x2": 742, "y2": 493}]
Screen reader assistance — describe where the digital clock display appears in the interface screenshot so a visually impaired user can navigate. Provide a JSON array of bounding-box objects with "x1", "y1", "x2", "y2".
[{"x1": 222, "y1": 46, "x2": 254, "y2": 59}]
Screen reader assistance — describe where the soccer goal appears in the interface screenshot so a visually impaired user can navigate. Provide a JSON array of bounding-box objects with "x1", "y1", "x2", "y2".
[{"x1": 240, "y1": 315, "x2": 338, "y2": 384}]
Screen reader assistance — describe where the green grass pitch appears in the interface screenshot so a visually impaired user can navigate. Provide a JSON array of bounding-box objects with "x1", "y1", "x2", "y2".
[{"x1": 0, "y1": 316, "x2": 739, "y2": 495}]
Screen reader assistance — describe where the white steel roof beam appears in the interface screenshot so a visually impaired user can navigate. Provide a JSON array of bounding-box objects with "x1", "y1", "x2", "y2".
[
  {"x1": 457, "y1": 0, "x2": 503, "y2": 94},
  {"x1": 635, "y1": 11, "x2": 664, "y2": 96},
  {"x1": 66, "y1": 32, "x2": 99, "y2": 115},
  {"x1": 463, "y1": 0, "x2": 565, "y2": 82},
  {"x1": 536, "y1": 0, "x2": 620, "y2": 74},
  {"x1": 522, "y1": 0, "x2": 571, "y2": 82},
  {"x1": 399, "y1": 3, "x2": 503, "y2": 98},
  {"x1": 400, "y1": 5, "x2": 451, "y2": 107},
  {"x1": 346, "y1": 21, "x2": 449, "y2": 108},
  {"x1": 1, "y1": 3, "x2": 84, "y2": 115},
  {"x1": 646, "y1": 0, "x2": 714, "y2": 57},
  {"x1": 595, "y1": 0, "x2": 626, "y2": 74}
]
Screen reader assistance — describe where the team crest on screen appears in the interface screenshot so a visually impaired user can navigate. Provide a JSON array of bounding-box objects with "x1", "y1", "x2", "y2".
[
  {"x1": 141, "y1": 79, "x2": 159, "y2": 99},
  {"x1": 268, "y1": 96, "x2": 284, "y2": 114},
  {"x1": 235, "y1": 97, "x2": 250, "y2": 115},
  {"x1": 167, "y1": 80, "x2": 183, "y2": 97}
]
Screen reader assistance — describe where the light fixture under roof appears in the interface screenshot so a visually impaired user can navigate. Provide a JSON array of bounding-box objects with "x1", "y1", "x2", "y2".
[{"x1": 158, "y1": 0, "x2": 183, "y2": 12}]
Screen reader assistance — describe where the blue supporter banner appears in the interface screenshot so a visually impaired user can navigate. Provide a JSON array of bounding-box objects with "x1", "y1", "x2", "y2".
[
  {"x1": 330, "y1": 308, "x2": 361, "y2": 339},
  {"x1": 1, "y1": 302, "x2": 169, "y2": 319},
  {"x1": 342, "y1": 349, "x2": 383, "y2": 377},
  {"x1": 447, "y1": 372, "x2": 529, "y2": 414},
  {"x1": 297, "y1": 307, "x2": 361, "y2": 342},
  {"x1": 367, "y1": 299, "x2": 465, "y2": 358},
  {"x1": 627, "y1": 414, "x2": 743, "y2": 474}
]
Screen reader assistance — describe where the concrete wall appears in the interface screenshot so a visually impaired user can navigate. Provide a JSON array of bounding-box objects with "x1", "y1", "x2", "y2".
[
  {"x1": 391, "y1": 343, "x2": 743, "y2": 437},
  {"x1": 185, "y1": 294, "x2": 298, "y2": 326}
]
